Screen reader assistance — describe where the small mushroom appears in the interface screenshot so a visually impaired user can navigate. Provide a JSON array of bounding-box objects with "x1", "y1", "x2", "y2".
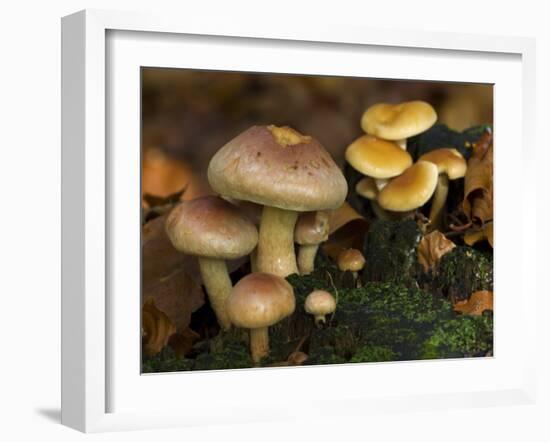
[
  {"x1": 165, "y1": 196, "x2": 258, "y2": 330},
  {"x1": 418, "y1": 148, "x2": 467, "y2": 228},
  {"x1": 294, "y1": 211, "x2": 330, "y2": 275},
  {"x1": 337, "y1": 249, "x2": 366, "y2": 286},
  {"x1": 345, "y1": 135, "x2": 412, "y2": 190},
  {"x1": 304, "y1": 290, "x2": 337, "y2": 325},
  {"x1": 377, "y1": 161, "x2": 439, "y2": 212},
  {"x1": 226, "y1": 272, "x2": 295, "y2": 365},
  {"x1": 208, "y1": 125, "x2": 347, "y2": 277},
  {"x1": 360, "y1": 101, "x2": 437, "y2": 149}
]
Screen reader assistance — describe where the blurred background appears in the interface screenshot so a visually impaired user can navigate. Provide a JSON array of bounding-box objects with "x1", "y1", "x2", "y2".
[{"x1": 141, "y1": 68, "x2": 493, "y2": 203}]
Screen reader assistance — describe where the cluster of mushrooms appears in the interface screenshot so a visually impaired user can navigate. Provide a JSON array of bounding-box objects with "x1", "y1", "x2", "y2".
[
  {"x1": 165, "y1": 125, "x2": 349, "y2": 364},
  {"x1": 346, "y1": 101, "x2": 467, "y2": 228},
  {"x1": 164, "y1": 101, "x2": 462, "y2": 365}
]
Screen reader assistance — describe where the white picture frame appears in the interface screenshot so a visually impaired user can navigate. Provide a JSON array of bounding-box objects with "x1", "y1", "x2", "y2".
[{"x1": 61, "y1": 9, "x2": 537, "y2": 433}]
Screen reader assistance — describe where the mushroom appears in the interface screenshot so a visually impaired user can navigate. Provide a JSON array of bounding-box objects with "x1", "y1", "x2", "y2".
[
  {"x1": 360, "y1": 101, "x2": 437, "y2": 149},
  {"x1": 418, "y1": 148, "x2": 467, "y2": 228},
  {"x1": 355, "y1": 176, "x2": 390, "y2": 220},
  {"x1": 294, "y1": 211, "x2": 330, "y2": 275},
  {"x1": 226, "y1": 272, "x2": 295, "y2": 365},
  {"x1": 337, "y1": 248, "x2": 366, "y2": 286},
  {"x1": 208, "y1": 125, "x2": 347, "y2": 277},
  {"x1": 165, "y1": 196, "x2": 258, "y2": 330},
  {"x1": 377, "y1": 161, "x2": 439, "y2": 212},
  {"x1": 345, "y1": 135, "x2": 412, "y2": 191},
  {"x1": 304, "y1": 290, "x2": 337, "y2": 325}
]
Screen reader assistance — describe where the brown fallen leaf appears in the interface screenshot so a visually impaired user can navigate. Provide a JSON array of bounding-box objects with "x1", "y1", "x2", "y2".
[
  {"x1": 142, "y1": 209, "x2": 249, "y2": 333},
  {"x1": 464, "y1": 221, "x2": 493, "y2": 248},
  {"x1": 287, "y1": 351, "x2": 308, "y2": 366},
  {"x1": 323, "y1": 202, "x2": 369, "y2": 260},
  {"x1": 168, "y1": 327, "x2": 201, "y2": 357},
  {"x1": 453, "y1": 290, "x2": 493, "y2": 316},
  {"x1": 417, "y1": 230, "x2": 456, "y2": 272},
  {"x1": 142, "y1": 298, "x2": 177, "y2": 356},
  {"x1": 142, "y1": 147, "x2": 208, "y2": 204},
  {"x1": 142, "y1": 214, "x2": 204, "y2": 332},
  {"x1": 463, "y1": 130, "x2": 493, "y2": 226}
]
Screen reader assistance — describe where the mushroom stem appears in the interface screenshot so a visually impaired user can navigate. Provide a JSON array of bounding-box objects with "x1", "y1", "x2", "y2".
[
  {"x1": 370, "y1": 200, "x2": 390, "y2": 220},
  {"x1": 396, "y1": 139, "x2": 407, "y2": 150},
  {"x1": 249, "y1": 327, "x2": 269, "y2": 365},
  {"x1": 250, "y1": 248, "x2": 258, "y2": 272},
  {"x1": 257, "y1": 206, "x2": 299, "y2": 277},
  {"x1": 375, "y1": 178, "x2": 389, "y2": 191},
  {"x1": 429, "y1": 174, "x2": 449, "y2": 229},
  {"x1": 351, "y1": 271, "x2": 362, "y2": 288},
  {"x1": 197, "y1": 257, "x2": 232, "y2": 331},
  {"x1": 297, "y1": 244, "x2": 319, "y2": 275},
  {"x1": 314, "y1": 315, "x2": 326, "y2": 325}
]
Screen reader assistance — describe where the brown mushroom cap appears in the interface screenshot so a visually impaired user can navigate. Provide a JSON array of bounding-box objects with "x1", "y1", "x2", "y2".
[
  {"x1": 355, "y1": 176, "x2": 378, "y2": 200},
  {"x1": 418, "y1": 148, "x2": 467, "y2": 179},
  {"x1": 165, "y1": 195, "x2": 258, "y2": 259},
  {"x1": 361, "y1": 101, "x2": 437, "y2": 140},
  {"x1": 294, "y1": 211, "x2": 330, "y2": 245},
  {"x1": 377, "y1": 161, "x2": 439, "y2": 212},
  {"x1": 337, "y1": 248, "x2": 366, "y2": 272},
  {"x1": 345, "y1": 135, "x2": 412, "y2": 179},
  {"x1": 304, "y1": 290, "x2": 337, "y2": 317},
  {"x1": 207, "y1": 125, "x2": 348, "y2": 212},
  {"x1": 227, "y1": 272, "x2": 295, "y2": 329}
]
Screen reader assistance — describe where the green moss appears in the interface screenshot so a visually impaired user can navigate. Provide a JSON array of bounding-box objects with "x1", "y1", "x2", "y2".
[
  {"x1": 350, "y1": 345, "x2": 398, "y2": 363},
  {"x1": 193, "y1": 342, "x2": 252, "y2": 370},
  {"x1": 141, "y1": 347, "x2": 195, "y2": 373},
  {"x1": 420, "y1": 313, "x2": 493, "y2": 359},
  {"x1": 362, "y1": 219, "x2": 422, "y2": 286},
  {"x1": 338, "y1": 281, "x2": 453, "y2": 323},
  {"x1": 305, "y1": 346, "x2": 347, "y2": 366},
  {"x1": 308, "y1": 324, "x2": 364, "y2": 360},
  {"x1": 433, "y1": 247, "x2": 493, "y2": 303}
]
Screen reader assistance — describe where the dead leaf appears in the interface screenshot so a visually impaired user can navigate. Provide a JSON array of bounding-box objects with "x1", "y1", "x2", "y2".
[
  {"x1": 417, "y1": 230, "x2": 456, "y2": 272},
  {"x1": 142, "y1": 147, "x2": 208, "y2": 205},
  {"x1": 463, "y1": 131, "x2": 493, "y2": 226},
  {"x1": 142, "y1": 298, "x2": 177, "y2": 356},
  {"x1": 453, "y1": 290, "x2": 493, "y2": 316},
  {"x1": 142, "y1": 210, "x2": 249, "y2": 333},
  {"x1": 287, "y1": 351, "x2": 308, "y2": 366},
  {"x1": 143, "y1": 186, "x2": 187, "y2": 208},
  {"x1": 168, "y1": 327, "x2": 201, "y2": 357},
  {"x1": 328, "y1": 201, "x2": 364, "y2": 234},
  {"x1": 142, "y1": 214, "x2": 205, "y2": 332},
  {"x1": 464, "y1": 221, "x2": 493, "y2": 248},
  {"x1": 323, "y1": 202, "x2": 369, "y2": 260}
]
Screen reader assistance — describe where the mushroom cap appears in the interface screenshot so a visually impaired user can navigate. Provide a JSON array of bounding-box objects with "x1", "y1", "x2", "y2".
[
  {"x1": 294, "y1": 210, "x2": 330, "y2": 245},
  {"x1": 418, "y1": 148, "x2": 467, "y2": 180},
  {"x1": 165, "y1": 195, "x2": 258, "y2": 259},
  {"x1": 337, "y1": 248, "x2": 366, "y2": 272},
  {"x1": 361, "y1": 101, "x2": 437, "y2": 140},
  {"x1": 355, "y1": 176, "x2": 378, "y2": 200},
  {"x1": 345, "y1": 135, "x2": 412, "y2": 179},
  {"x1": 377, "y1": 161, "x2": 439, "y2": 212},
  {"x1": 208, "y1": 125, "x2": 348, "y2": 212},
  {"x1": 226, "y1": 272, "x2": 295, "y2": 329},
  {"x1": 304, "y1": 290, "x2": 336, "y2": 317}
]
